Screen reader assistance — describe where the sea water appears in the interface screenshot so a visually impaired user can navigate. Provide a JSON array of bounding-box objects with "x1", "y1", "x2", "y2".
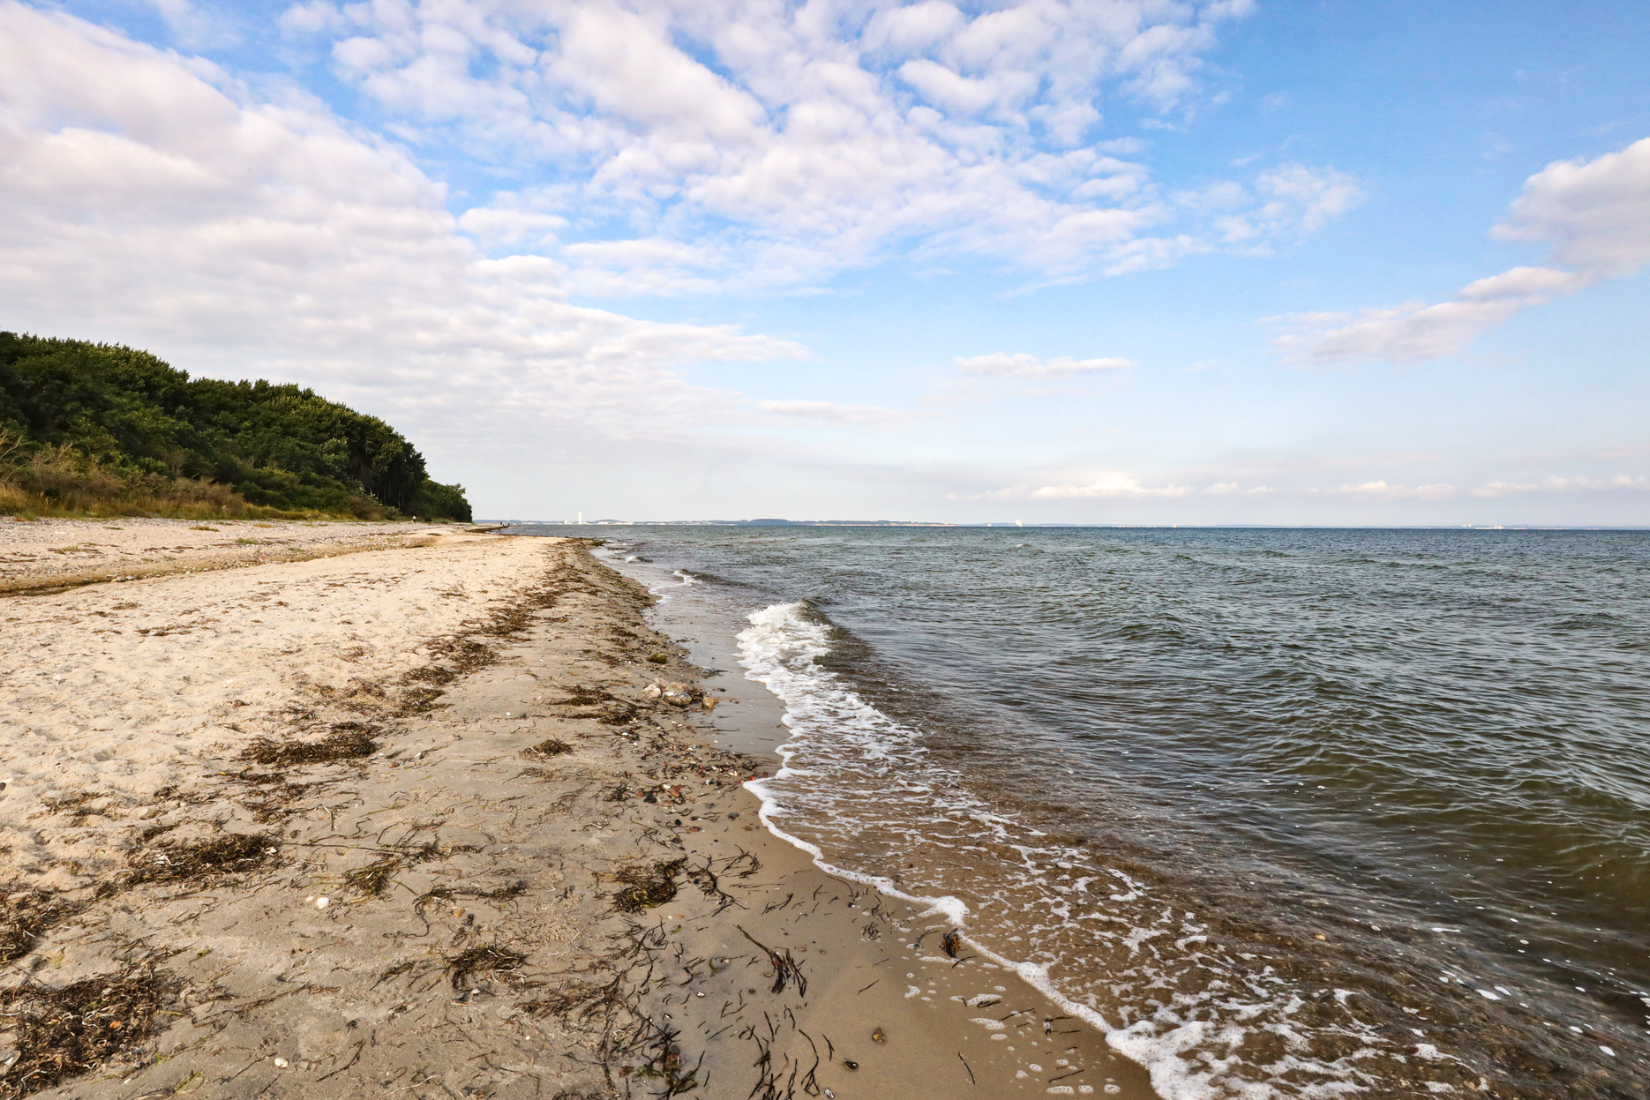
[{"x1": 515, "y1": 525, "x2": 1650, "y2": 1098}]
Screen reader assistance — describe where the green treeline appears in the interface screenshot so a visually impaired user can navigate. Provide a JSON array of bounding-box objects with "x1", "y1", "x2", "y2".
[{"x1": 0, "y1": 333, "x2": 471, "y2": 521}]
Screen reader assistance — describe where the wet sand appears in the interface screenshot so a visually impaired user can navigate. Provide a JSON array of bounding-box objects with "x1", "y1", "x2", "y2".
[{"x1": 0, "y1": 522, "x2": 1156, "y2": 1099}]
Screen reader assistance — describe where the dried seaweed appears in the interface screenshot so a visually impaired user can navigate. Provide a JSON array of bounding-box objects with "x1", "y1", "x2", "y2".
[
  {"x1": 241, "y1": 725, "x2": 377, "y2": 766},
  {"x1": 522, "y1": 738, "x2": 572, "y2": 759},
  {"x1": 400, "y1": 665, "x2": 456, "y2": 685},
  {"x1": 343, "y1": 855, "x2": 402, "y2": 897},
  {"x1": 422, "y1": 637, "x2": 496, "y2": 673},
  {"x1": 738, "y1": 926, "x2": 808, "y2": 997},
  {"x1": 0, "y1": 888, "x2": 82, "y2": 963},
  {"x1": 519, "y1": 978, "x2": 616, "y2": 1021},
  {"x1": 35, "y1": 792, "x2": 103, "y2": 817},
  {"x1": 0, "y1": 968, "x2": 177, "y2": 1099},
  {"x1": 447, "y1": 945, "x2": 527, "y2": 990},
  {"x1": 610, "y1": 859, "x2": 685, "y2": 914},
  {"x1": 128, "y1": 833, "x2": 278, "y2": 885},
  {"x1": 397, "y1": 686, "x2": 449, "y2": 714}
]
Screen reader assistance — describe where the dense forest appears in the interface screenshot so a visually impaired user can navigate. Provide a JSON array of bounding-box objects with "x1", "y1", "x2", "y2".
[{"x1": 0, "y1": 333, "x2": 471, "y2": 521}]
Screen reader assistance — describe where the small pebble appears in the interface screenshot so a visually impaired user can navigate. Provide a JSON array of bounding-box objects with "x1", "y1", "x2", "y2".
[
  {"x1": 273, "y1": 1057, "x2": 289, "y2": 1068},
  {"x1": 315, "y1": 896, "x2": 330, "y2": 910}
]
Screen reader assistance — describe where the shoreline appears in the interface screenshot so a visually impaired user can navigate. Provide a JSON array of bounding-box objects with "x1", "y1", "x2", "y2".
[
  {"x1": 1, "y1": 523, "x2": 1156, "y2": 1099},
  {"x1": 595, "y1": 544, "x2": 1160, "y2": 1099}
]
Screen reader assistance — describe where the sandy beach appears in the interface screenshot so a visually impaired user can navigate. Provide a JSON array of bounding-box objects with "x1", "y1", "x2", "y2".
[{"x1": 0, "y1": 520, "x2": 1155, "y2": 1100}]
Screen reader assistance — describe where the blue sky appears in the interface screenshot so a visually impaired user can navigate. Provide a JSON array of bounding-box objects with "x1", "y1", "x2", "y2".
[{"x1": 2, "y1": 1, "x2": 1646, "y2": 523}]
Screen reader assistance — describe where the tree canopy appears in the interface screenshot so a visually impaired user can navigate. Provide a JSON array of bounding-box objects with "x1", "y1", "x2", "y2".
[{"x1": 0, "y1": 333, "x2": 470, "y2": 521}]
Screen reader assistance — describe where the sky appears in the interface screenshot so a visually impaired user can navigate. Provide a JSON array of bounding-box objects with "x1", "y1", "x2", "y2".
[{"x1": 1, "y1": 0, "x2": 1646, "y2": 524}]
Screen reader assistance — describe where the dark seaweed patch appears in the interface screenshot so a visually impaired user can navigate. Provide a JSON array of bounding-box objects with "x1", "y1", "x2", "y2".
[
  {"x1": 522, "y1": 738, "x2": 573, "y2": 759},
  {"x1": 0, "y1": 969, "x2": 177, "y2": 1099},
  {"x1": 447, "y1": 945, "x2": 527, "y2": 990},
  {"x1": 241, "y1": 725, "x2": 377, "y2": 766},
  {"x1": 343, "y1": 855, "x2": 402, "y2": 897},
  {"x1": 128, "y1": 833, "x2": 279, "y2": 884},
  {"x1": 610, "y1": 859, "x2": 685, "y2": 914},
  {"x1": 0, "y1": 889, "x2": 81, "y2": 963}
]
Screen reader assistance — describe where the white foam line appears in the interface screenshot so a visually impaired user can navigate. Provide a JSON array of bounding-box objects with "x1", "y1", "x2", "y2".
[{"x1": 732, "y1": 602, "x2": 1161, "y2": 1089}]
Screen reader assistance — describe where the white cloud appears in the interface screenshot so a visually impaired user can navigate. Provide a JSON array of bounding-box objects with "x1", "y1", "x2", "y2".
[
  {"x1": 0, "y1": 2, "x2": 801, "y2": 466},
  {"x1": 1470, "y1": 474, "x2": 1650, "y2": 498},
  {"x1": 957, "y1": 352, "x2": 1134, "y2": 376},
  {"x1": 1493, "y1": 137, "x2": 1650, "y2": 277},
  {"x1": 1205, "y1": 165, "x2": 1364, "y2": 246},
  {"x1": 143, "y1": 0, "x2": 227, "y2": 47},
  {"x1": 1203, "y1": 482, "x2": 1272, "y2": 495},
  {"x1": 1277, "y1": 137, "x2": 1650, "y2": 363},
  {"x1": 1327, "y1": 481, "x2": 1457, "y2": 500},
  {"x1": 269, "y1": 0, "x2": 1354, "y2": 291},
  {"x1": 456, "y1": 207, "x2": 567, "y2": 248},
  {"x1": 277, "y1": 1, "x2": 349, "y2": 37},
  {"x1": 757, "y1": 400, "x2": 898, "y2": 424},
  {"x1": 863, "y1": 2, "x2": 967, "y2": 56},
  {"x1": 1030, "y1": 475, "x2": 1191, "y2": 498}
]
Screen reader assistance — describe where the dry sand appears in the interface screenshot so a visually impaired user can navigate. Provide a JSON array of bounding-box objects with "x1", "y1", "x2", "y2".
[
  {"x1": 0, "y1": 523, "x2": 1156, "y2": 1099},
  {"x1": 0, "y1": 517, "x2": 444, "y2": 596}
]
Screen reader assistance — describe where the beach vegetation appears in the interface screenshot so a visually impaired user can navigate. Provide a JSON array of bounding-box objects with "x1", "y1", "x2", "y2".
[{"x1": 0, "y1": 332, "x2": 470, "y2": 521}]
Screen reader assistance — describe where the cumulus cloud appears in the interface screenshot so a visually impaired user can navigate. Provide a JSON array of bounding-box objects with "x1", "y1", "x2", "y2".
[
  {"x1": 1276, "y1": 137, "x2": 1650, "y2": 363},
  {"x1": 0, "y1": 3, "x2": 801, "y2": 465},
  {"x1": 272, "y1": 0, "x2": 1353, "y2": 291},
  {"x1": 957, "y1": 352, "x2": 1134, "y2": 376},
  {"x1": 1493, "y1": 138, "x2": 1650, "y2": 276}
]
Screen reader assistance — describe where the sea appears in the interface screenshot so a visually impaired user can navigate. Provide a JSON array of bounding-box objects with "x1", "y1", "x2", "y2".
[{"x1": 512, "y1": 524, "x2": 1650, "y2": 1099}]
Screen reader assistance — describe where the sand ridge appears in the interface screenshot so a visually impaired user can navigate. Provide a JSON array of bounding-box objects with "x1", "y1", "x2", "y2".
[{"x1": 0, "y1": 517, "x2": 440, "y2": 595}]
